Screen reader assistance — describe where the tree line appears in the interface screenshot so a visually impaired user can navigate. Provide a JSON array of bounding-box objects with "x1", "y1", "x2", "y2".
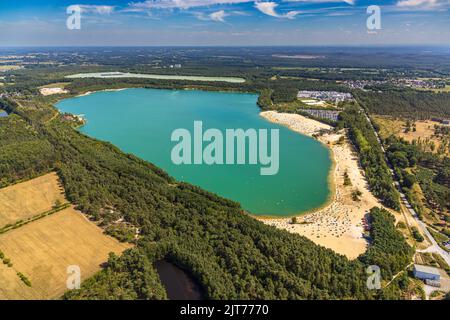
[{"x1": 338, "y1": 104, "x2": 400, "y2": 210}]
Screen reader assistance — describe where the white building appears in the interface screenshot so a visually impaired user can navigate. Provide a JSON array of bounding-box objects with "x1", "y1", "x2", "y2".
[{"x1": 413, "y1": 264, "x2": 440, "y2": 282}]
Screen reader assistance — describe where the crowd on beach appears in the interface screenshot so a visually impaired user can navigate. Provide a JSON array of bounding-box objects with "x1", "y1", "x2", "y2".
[{"x1": 260, "y1": 111, "x2": 383, "y2": 259}]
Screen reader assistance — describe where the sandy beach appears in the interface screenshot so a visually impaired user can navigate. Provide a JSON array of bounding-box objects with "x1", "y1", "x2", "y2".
[
  {"x1": 75, "y1": 88, "x2": 128, "y2": 97},
  {"x1": 260, "y1": 111, "x2": 384, "y2": 259},
  {"x1": 39, "y1": 87, "x2": 68, "y2": 96}
]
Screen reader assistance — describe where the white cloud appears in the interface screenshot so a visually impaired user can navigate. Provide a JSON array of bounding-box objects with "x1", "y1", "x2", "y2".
[
  {"x1": 129, "y1": 0, "x2": 254, "y2": 10},
  {"x1": 126, "y1": 0, "x2": 357, "y2": 19},
  {"x1": 79, "y1": 5, "x2": 115, "y2": 15},
  {"x1": 195, "y1": 9, "x2": 229, "y2": 21},
  {"x1": 287, "y1": 0, "x2": 354, "y2": 4},
  {"x1": 210, "y1": 10, "x2": 228, "y2": 21},
  {"x1": 397, "y1": 0, "x2": 450, "y2": 8},
  {"x1": 397, "y1": 0, "x2": 434, "y2": 6},
  {"x1": 254, "y1": 2, "x2": 301, "y2": 19},
  {"x1": 129, "y1": 0, "x2": 355, "y2": 11}
]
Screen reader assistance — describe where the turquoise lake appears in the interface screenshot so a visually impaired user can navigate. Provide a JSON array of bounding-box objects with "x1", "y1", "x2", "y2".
[{"x1": 56, "y1": 88, "x2": 331, "y2": 216}]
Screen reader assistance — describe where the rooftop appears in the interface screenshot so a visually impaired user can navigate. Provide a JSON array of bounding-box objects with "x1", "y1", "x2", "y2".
[{"x1": 414, "y1": 264, "x2": 440, "y2": 275}]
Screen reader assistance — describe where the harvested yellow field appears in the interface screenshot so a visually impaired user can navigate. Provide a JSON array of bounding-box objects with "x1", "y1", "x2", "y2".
[
  {"x1": 398, "y1": 120, "x2": 448, "y2": 154},
  {"x1": 0, "y1": 173, "x2": 66, "y2": 228},
  {"x1": 399, "y1": 120, "x2": 438, "y2": 142},
  {"x1": 0, "y1": 207, "x2": 132, "y2": 300}
]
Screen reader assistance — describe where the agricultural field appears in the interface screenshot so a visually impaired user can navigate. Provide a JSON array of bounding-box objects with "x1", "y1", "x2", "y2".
[
  {"x1": 0, "y1": 173, "x2": 66, "y2": 228},
  {"x1": 0, "y1": 207, "x2": 131, "y2": 299},
  {"x1": 0, "y1": 173, "x2": 132, "y2": 299}
]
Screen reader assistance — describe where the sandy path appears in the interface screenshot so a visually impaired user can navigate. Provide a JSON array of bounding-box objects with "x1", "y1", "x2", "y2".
[{"x1": 259, "y1": 111, "x2": 384, "y2": 260}]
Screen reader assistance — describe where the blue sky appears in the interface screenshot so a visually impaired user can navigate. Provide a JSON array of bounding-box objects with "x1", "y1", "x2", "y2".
[{"x1": 0, "y1": 0, "x2": 449, "y2": 46}]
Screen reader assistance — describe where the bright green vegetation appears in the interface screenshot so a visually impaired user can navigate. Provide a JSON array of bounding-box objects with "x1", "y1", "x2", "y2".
[
  {"x1": 56, "y1": 88, "x2": 331, "y2": 216},
  {"x1": 338, "y1": 104, "x2": 400, "y2": 210},
  {"x1": 359, "y1": 208, "x2": 414, "y2": 281},
  {"x1": 355, "y1": 89, "x2": 450, "y2": 119}
]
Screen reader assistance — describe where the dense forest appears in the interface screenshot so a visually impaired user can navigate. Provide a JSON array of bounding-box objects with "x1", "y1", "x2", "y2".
[
  {"x1": 354, "y1": 90, "x2": 450, "y2": 120},
  {"x1": 63, "y1": 250, "x2": 168, "y2": 300},
  {"x1": 360, "y1": 207, "x2": 414, "y2": 280},
  {"x1": 0, "y1": 110, "x2": 54, "y2": 187},
  {"x1": 359, "y1": 208, "x2": 414, "y2": 300},
  {"x1": 5, "y1": 46, "x2": 450, "y2": 74}
]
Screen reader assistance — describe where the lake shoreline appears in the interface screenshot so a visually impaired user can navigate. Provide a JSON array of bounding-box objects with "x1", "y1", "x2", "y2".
[
  {"x1": 259, "y1": 111, "x2": 382, "y2": 259},
  {"x1": 75, "y1": 88, "x2": 128, "y2": 98},
  {"x1": 57, "y1": 88, "x2": 330, "y2": 216},
  {"x1": 255, "y1": 111, "x2": 336, "y2": 219}
]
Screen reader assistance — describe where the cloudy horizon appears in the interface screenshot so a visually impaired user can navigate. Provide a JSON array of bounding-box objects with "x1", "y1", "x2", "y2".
[{"x1": 0, "y1": 0, "x2": 449, "y2": 46}]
